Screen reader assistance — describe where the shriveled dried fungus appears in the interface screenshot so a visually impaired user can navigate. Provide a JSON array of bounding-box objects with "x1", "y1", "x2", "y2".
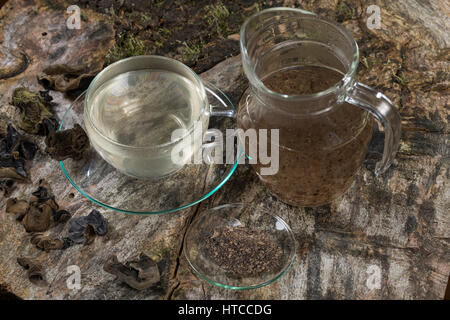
[
  {"x1": 39, "y1": 64, "x2": 98, "y2": 92},
  {"x1": 17, "y1": 257, "x2": 46, "y2": 286},
  {"x1": 45, "y1": 124, "x2": 89, "y2": 161},
  {"x1": 21, "y1": 203, "x2": 53, "y2": 232},
  {"x1": 29, "y1": 180, "x2": 59, "y2": 211},
  {"x1": 6, "y1": 198, "x2": 29, "y2": 220},
  {"x1": 68, "y1": 209, "x2": 108, "y2": 244},
  {"x1": 6, "y1": 180, "x2": 71, "y2": 233},
  {"x1": 1, "y1": 124, "x2": 37, "y2": 160},
  {"x1": 0, "y1": 179, "x2": 15, "y2": 196},
  {"x1": 52, "y1": 210, "x2": 71, "y2": 224},
  {"x1": 0, "y1": 47, "x2": 28, "y2": 80},
  {"x1": 0, "y1": 124, "x2": 37, "y2": 181},
  {"x1": 11, "y1": 87, "x2": 57, "y2": 135},
  {"x1": 103, "y1": 253, "x2": 160, "y2": 290},
  {"x1": 30, "y1": 234, "x2": 64, "y2": 252}
]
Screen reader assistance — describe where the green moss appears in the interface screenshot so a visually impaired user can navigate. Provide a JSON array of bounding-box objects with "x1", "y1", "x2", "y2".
[
  {"x1": 337, "y1": 0, "x2": 356, "y2": 21},
  {"x1": 80, "y1": 11, "x2": 88, "y2": 22},
  {"x1": 205, "y1": 1, "x2": 231, "y2": 37},
  {"x1": 181, "y1": 41, "x2": 202, "y2": 63},
  {"x1": 151, "y1": 27, "x2": 174, "y2": 52},
  {"x1": 155, "y1": 0, "x2": 166, "y2": 8},
  {"x1": 392, "y1": 73, "x2": 407, "y2": 86},
  {"x1": 106, "y1": 33, "x2": 147, "y2": 65},
  {"x1": 42, "y1": 0, "x2": 66, "y2": 11},
  {"x1": 361, "y1": 56, "x2": 376, "y2": 70},
  {"x1": 140, "y1": 13, "x2": 152, "y2": 22},
  {"x1": 104, "y1": 5, "x2": 119, "y2": 22},
  {"x1": 126, "y1": 11, "x2": 152, "y2": 23}
]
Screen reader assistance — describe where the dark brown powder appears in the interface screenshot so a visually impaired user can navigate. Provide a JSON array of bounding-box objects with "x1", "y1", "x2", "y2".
[{"x1": 203, "y1": 226, "x2": 282, "y2": 277}]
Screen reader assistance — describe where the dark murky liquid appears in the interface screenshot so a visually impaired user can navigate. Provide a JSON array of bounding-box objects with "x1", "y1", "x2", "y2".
[
  {"x1": 264, "y1": 65, "x2": 343, "y2": 95},
  {"x1": 238, "y1": 66, "x2": 374, "y2": 206}
]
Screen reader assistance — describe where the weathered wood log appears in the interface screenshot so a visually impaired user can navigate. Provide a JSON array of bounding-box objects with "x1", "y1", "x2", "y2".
[{"x1": 0, "y1": 0, "x2": 448, "y2": 299}]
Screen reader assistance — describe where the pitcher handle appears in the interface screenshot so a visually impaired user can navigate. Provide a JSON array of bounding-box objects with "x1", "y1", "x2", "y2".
[{"x1": 345, "y1": 82, "x2": 401, "y2": 176}]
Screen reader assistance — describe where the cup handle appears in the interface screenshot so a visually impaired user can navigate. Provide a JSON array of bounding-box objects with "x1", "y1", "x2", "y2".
[
  {"x1": 200, "y1": 80, "x2": 241, "y2": 164},
  {"x1": 345, "y1": 82, "x2": 402, "y2": 176},
  {"x1": 203, "y1": 79, "x2": 236, "y2": 118}
]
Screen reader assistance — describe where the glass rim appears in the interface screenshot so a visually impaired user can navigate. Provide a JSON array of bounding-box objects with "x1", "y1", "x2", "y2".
[
  {"x1": 84, "y1": 55, "x2": 208, "y2": 150},
  {"x1": 59, "y1": 157, "x2": 242, "y2": 215},
  {"x1": 183, "y1": 202, "x2": 297, "y2": 290},
  {"x1": 240, "y1": 7, "x2": 360, "y2": 101}
]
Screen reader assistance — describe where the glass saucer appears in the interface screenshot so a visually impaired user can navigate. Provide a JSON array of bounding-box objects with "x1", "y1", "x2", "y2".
[
  {"x1": 184, "y1": 203, "x2": 296, "y2": 290},
  {"x1": 58, "y1": 83, "x2": 242, "y2": 215}
]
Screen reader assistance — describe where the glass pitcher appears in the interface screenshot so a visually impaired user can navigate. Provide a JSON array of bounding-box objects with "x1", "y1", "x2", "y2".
[{"x1": 237, "y1": 8, "x2": 401, "y2": 207}]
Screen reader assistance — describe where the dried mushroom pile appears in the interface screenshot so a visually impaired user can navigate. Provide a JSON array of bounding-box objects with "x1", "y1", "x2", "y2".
[
  {"x1": 1, "y1": 86, "x2": 89, "y2": 191},
  {"x1": 1, "y1": 84, "x2": 108, "y2": 286},
  {"x1": 6, "y1": 178, "x2": 109, "y2": 285},
  {"x1": 0, "y1": 124, "x2": 37, "y2": 183},
  {"x1": 2, "y1": 84, "x2": 160, "y2": 291},
  {"x1": 0, "y1": 0, "x2": 167, "y2": 296}
]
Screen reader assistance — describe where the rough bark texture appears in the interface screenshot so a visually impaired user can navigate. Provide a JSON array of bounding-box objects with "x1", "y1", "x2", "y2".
[{"x1": 0, "y1": 0, "x2": 449, "y2": 299}]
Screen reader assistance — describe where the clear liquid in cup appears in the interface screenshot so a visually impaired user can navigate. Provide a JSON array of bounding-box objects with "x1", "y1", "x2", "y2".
[
  {"x1": 90, "y1": 69, "x2": 204, "y2": 147},
  {"x1": 86, "y1": 69, "x2": 207, "y2": 178}
]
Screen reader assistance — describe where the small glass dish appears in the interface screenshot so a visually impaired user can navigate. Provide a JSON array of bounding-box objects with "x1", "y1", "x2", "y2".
[{"x1": 184, "y1": 203, "x2": 296, "y2": 290}]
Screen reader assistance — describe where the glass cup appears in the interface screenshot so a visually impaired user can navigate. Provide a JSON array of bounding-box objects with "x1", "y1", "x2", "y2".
[
  {"x1": 237, "y1": 8, "x2": 401, "y2": 206},
  {"x1": 84, "y1": 55, "x2": 233, "y2": 180}
]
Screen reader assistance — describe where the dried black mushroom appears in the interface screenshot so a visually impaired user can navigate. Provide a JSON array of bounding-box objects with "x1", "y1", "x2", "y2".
[
  {"x1": 62, "y1": 237, "x2": 74, "y2": 249},
  {"x1": 103, "y1": 253, "x2": 160, "y2": 290},
  {"x1": 40, "y1": 117, "x2": 59, "y2": 136},
  {"x1": 52, "y1": 210, "x2": 71, "y2": 224},
  {"x1": 0, "y1": 179, "x2": 15, "y2": 196},
  {"x1": 5, "y1": 198, "x2": 29, "y2": 220},
  {"x1": 1, "y1": 124, "x2": 38, "y2": 160},
  {"x1": 0, "y1": 124, "x2": 38, "y2": 181},
  {"x1": 16, "y1": 257, "x2": 46, "y2": 286},
  {"x1": 0, "y1": 157, "x2": 27, "y2": 181},
  {"x1": 45, "y1": 124, "x2": 89, "y2": 161},
  {"x1": 68, "y1": 209, "x2": 107, "y2": 244},
  {"x1": 83, "y1": 224, "x2": 97, "y2": 246},
  {"x1": 0, "y1": 48, "x2": 28, "y2": 80},
  {"x1": 38, "y1": 64, "x2": 97, "y2": 92},
  {"x1": 30, "y1": 234, "x2": 64, "y2": 252},
  {"x1": 11, "y1": 87, "x2": 57, "y2": 135},
  {"x1": 21, "y1": 202, "x2": 52, "y2": 232},
  {"x1": 20, "y1": 180, "x2": 64, "y2": 232},
  {"x1": 6, "y1": 179, "x2": 71, "y2": 233},
  {"x1": 38, "y1": 90, "x2": 53, "y2": 105},
  {"x1": 30, "y1": 180, "x2": 59, "y2": 211},
  {"x1": 31, "y1": 186, "x2": 52, "y2": 201}
]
